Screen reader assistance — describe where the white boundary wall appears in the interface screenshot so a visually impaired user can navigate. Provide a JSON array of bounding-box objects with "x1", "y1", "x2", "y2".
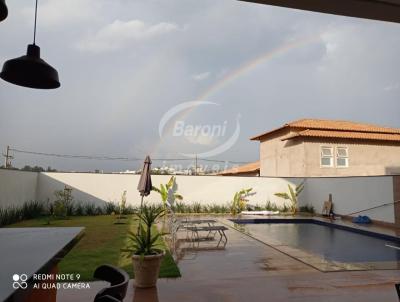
[
  {"x1": 302, "y1": 177, "x2": 395, "y2": 223},
  {"x1": 0, "y1": 169, "x2": 38, "y2": 207},
  {"x1": 0, "y1": 169, "x2": 396, "y2": 223},
  {"x1": 36, "y1": 172, "x2": 300, "y2": 207}
]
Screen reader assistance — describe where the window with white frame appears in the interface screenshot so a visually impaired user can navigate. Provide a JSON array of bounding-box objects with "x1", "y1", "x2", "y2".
[
  {"x1": 336, "y1": 146, "x2": 349, "y2": 167},
  {"x1": 320, "y1": 146, "x2": 334, "y2": 167}
]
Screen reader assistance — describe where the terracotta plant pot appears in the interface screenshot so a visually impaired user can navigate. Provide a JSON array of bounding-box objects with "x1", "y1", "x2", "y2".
[{"x1": 132, "y1": 251, "x2": 165, "y2": 288}]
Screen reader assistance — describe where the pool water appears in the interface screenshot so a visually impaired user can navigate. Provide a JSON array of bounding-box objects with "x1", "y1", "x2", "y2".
[{"x1": 236, "y1": 222, "x2": 400, "y2": 263}]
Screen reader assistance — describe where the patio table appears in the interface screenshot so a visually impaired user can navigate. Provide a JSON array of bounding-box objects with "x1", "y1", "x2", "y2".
[{"x1": 0, "y1": 227, "x2": 84, "y2": 302}]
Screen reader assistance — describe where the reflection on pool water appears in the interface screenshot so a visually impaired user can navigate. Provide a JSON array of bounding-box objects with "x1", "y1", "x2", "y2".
[{"x1": 234, "y1": 222, "x2": 400, "y2": 263}]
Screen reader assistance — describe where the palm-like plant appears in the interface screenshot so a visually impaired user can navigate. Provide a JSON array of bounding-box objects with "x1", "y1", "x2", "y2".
[
  {"x1": 152, "y1": 176, "x2": 183, "y2": 209},
  {"x1": 123, "y1": 205, "x2": 165, "y2": 256},
  {"x1": 274, "y1": 181, "x2": 305, "y2": 214},
  {"x1": 231, "y1": 188, "x2": 255, "y2": 215}
]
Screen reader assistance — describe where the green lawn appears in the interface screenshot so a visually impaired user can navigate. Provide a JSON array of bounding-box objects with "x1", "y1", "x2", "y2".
[{"x1": 8, "y1": 215, "x2": 181, "y2": 281}]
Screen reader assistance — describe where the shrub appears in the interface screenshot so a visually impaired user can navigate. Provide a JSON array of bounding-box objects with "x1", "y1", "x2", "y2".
[
  {"x1": 206, "y1": 203, "x2": 230, "y2": 214},
  {"x1": 174, "y1": 201, "x2": 185, "y2": 213},
  {"x1": 0, "y1": 199, "x2": 141, "y2": 226},
  {"x1": 0, "y1": 201, "x2": 45, "y2": 227},
  {"x1": 66, "y1": 203, "x2": 75, "y2": 217},
  {"x1": 253, "y1": 204, "x2": 263, "y2": 211},
  {"x1": 264, "y1": 200, "x2": 279, "y2": 211},
  {"x1": 299, "y1": 204, "x2": 315, "y2": 214},
  {"x1": 21, "y1": 200, "x2": 45, "y2": 219},
  {"x1": 192, "y1": 202, "x2": 202, "y2": 213},
  {"x1": 74, "y1": 203, "x2": 84, "y2": 216},
  {"x1": 104, "y1": 202, "x2": 117, "y2": 215},
  {"x1": 95, "y1": 206, "x2": 104, "y2": 215},
  {"x1": 84, "y1": 203, "x2": 96, "y2": 216},
  {"x1": 280, "y1": 203, "x2": 289, "y2": 213},
  {"x1": 0, "y1": 207, "x2": 21, "y2": 226},
  {"x1": 124, "y1": 205, "x2": 137, "y2": 215},
  {"x1": 219, "y1": 204, "x2": 229, "y2": 214}
]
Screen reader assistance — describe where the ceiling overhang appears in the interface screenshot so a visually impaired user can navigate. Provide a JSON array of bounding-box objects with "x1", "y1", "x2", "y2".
[{"x1": 239, "y1": 0, "x2": 400, "y2": 23}]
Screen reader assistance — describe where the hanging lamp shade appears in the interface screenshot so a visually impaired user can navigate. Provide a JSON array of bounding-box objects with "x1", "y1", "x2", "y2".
[
  {"x1": 0, "y1": 44, "x2": 60, "y2": 89},
  {"x1": 0, "y1": 0, "x2": 7, "y2": 22}
]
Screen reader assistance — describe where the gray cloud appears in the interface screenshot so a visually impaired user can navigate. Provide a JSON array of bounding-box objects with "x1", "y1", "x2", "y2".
[
  {"x1": 0, "y1": 0, "x2": 399, "y2": 172},
  {"x1": 76, "y1": 20, "x2": 180, "y2": 53}
]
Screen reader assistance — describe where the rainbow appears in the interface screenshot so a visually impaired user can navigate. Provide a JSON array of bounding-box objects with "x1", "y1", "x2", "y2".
[{"x1": 151, "y1": 33, "x2": 323, "y2": 157}]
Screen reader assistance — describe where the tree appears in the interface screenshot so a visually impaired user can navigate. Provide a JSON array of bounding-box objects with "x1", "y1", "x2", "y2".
[
  {"x1": 22, "y1": 165, "x2": 33, "y2": 171},
  {"x1": 120, "y1": 191, "x2": 127, "y2": 217},
  {"x1": 53, "y1": 186, "x2": 74, "y2": 218},
  {"x1": 21, "y1": 165, "x2": 45, "y2": 172}
]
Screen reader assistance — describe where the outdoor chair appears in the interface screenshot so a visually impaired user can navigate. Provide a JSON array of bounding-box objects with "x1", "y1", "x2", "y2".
[
  {"x1": 180, "y1": 219, "x2": 219, "y2": 241},
  {"x1": 165, "y1": 204, "x2": 228, "y2": 253},
  {"x1": 95, "y1": 295, "x2": 122, "y2": 302},
  {"x1": 93, "y1": 264, "x2": 129, "y2": 302},
  {"x1": 185, "y1": 225, "x2": 229, "y2": 248}
]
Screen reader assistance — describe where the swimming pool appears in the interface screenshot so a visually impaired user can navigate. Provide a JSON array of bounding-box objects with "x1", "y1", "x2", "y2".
[{"x1": 230, "y1": 218, "x2": 400, "y2": 271}]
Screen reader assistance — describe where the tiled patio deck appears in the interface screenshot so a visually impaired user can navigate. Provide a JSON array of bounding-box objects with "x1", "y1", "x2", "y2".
[{"x1": 57, "y1": 217, "x2": 399, "y2": 302}]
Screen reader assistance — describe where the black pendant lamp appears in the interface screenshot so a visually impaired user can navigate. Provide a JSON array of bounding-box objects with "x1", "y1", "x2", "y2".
[
  {"x1": 0, "y1": 0, "x2": 60, "y2": 89},
  {"x1": 0, "y1": 0, "x2": 7, "y2": 22}
]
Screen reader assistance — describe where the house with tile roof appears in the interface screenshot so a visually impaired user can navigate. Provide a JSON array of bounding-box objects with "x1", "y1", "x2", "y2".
[
  {"x1": 218, "y1": 161, "x2": 260, "y2": 176},
  {"x1": 250, "y1": 119, "x2": 400, "y2": 177}
]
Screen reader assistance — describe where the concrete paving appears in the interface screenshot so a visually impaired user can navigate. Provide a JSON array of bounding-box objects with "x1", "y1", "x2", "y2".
[{"x1": 57, "y1": 219, "x2": 400, "y2": 302}]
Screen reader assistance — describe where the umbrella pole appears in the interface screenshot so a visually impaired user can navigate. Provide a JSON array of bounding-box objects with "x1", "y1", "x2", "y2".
[{"x1": 137, "y1": 195, "x2": 144, "y2": 235}]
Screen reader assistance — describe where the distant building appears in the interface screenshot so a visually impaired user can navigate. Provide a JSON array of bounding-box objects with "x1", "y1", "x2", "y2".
[
  {"x1": 251, "y1": 119, "x2": 400, "y2": 177},
  {"x1": 118, "y1": 170, "x2": 136, "y2": 174},
  {"x1": 218, "y1": 161, "x2": 260, "y2": 176}
]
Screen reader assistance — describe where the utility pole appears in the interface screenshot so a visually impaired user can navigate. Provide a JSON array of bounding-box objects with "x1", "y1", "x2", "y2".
[
  {"x1": 195, "y1": 154, "x2": 198, "y2": 176},
  {"x1": 2, "y1": 146, "x2": 13, "y2": 168}
]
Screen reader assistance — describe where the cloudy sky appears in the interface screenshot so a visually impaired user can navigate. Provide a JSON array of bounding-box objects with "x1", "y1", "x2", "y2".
[{"x1": 0, "y1": 0, "x2": 399, "y2": 172}]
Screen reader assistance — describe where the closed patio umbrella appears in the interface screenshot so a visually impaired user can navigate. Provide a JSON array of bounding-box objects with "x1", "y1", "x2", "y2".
[{"x1": 137, "y1": 155, "x2": 152, "y2": 213}]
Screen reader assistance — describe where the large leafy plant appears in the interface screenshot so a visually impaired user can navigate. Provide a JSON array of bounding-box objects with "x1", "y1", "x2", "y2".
[
  {"x1": 124, "y1": 205, "x2": 165, "y2": 256},
  {"x1": 152, "y1": 176, "x2": 183, "y2": 208},
  {"x1": 274, "y1": 181, "x2": 305, "y2": 214},
  {"x1": 231, "y1": 188, "x2": 255, "y2": 215}
]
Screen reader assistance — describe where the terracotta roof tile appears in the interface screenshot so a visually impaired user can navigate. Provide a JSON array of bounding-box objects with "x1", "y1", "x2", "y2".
[
  {"x1": 288, "y1": 119, "x2": 400, "y2": 134},
  {"x1": 218, "y1": 161, "x2": 260, "y2": 176},
  {"x1": 281, "y1": 129, "x2": 400, "y2": 142},
  {"x1": 251, "y1": 118, "x2": 400, "y2": 141}
]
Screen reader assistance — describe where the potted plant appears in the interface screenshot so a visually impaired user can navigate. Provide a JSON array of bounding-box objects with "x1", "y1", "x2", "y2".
[{"x1": 124, "y1": 205, "x2": 166, "y2": 288}]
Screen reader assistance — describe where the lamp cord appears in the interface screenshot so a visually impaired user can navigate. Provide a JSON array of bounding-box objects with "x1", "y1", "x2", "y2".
[{"x1": 33, "y1": 0, "x2": 38, "y2": 44}]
